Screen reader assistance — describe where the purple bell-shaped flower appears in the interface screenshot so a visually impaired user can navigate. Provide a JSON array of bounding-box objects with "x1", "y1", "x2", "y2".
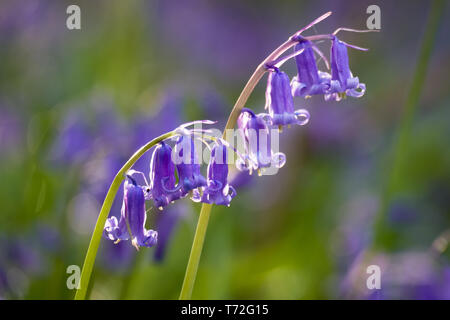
[
  {"x1": 149, "y1": 141, "x2": 181, "y2": 210},
  {"x1": 174, "y1": 135, "x2": 207, "y2": 197},
  {"x1": 265, "y1": 67, "x2": 310, "y2": 129},
  {"x1": 291, "y1": 36, "x2": 331, "y2": 97},
  {"x1": 104, "y1": 176, "x2": 158, "y2": 250},
  {"x1": 200, "y1": 142, "x2": 236, "y2": 206},
  {"x1": 325, "y1": 35, "x2": 366, "y2": 101},
  {"x1": 237, "y1": 108, "x2": 286, "y2": 175}
]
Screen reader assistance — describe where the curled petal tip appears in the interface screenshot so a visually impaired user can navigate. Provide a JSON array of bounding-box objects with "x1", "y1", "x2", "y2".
[{"x1": 295, "y1": 109, "x2": 310, "y2": 126}]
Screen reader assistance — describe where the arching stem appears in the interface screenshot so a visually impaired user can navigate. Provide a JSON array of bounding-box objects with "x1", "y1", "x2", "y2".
[
  {"x1": 178, "y1": 13, "x2": 333, "y2": 299},
  {"x1": 74, "y1": 131, "x2": 176, "y2": 300}
]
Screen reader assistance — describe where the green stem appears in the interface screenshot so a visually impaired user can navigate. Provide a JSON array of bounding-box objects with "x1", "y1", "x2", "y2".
[
  {"x1": 74, "y1": 131, "x2": 175, "y2": 300},
  {"x1": 118, "y1": 250, "x2": 144, "y2": 300},
  {"x1": 373, "y1": 0, "x2": 445, "y2": 249},
  {"x1": 75, "y1": 13, "x2": 333, "y2": 301},
  {"x1": 178, "y1": 19, "x2": 326, "y2": 299},
  {"x1": 179, "y1": 203, "x2": 212, "y2": 299}
]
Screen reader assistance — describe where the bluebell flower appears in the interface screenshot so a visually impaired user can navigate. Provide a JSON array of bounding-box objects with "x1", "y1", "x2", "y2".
[
  {"x1": 100, "y1": 239, "x2": 135, "y2": 272},
  {"x1": 149, "y1": 141, "x2": 182, "y2": 210},
  {"x1": 265, "y1": 67, "x2": 310, "y2": 129},
  {"x1": 34, "y1": 224, "x2": 61, "y2": 254},
  {"x1": 199, "y1": 142, "x2": 236, "y2": 206},
  {"x1": 388, "y1": 200, "x2": 418, "y2": 225},
  {"x1": 0, "y1": 108, "x2": 22, "y2": 157},
  {"x1": 0, "y1": 265, "x2": 10, "y2": 295},
  {"x1": 197, "y1": 86, "x2": 228, "y2": 123},
  {"x1": 237, "y1": 108, "x2": 286, "y2": 175},
  {"x1": 104, "y1": 176, "x2": 157, "y2": 250},
  {"x1": 228, "y1": 169, "x2": 254, "y2": 191},
  {"x1": 291, "y1": 36, "x2": 331, "y2": 98},
  {"x1": 3, "y1": 239, "x2": 44, "y2": 276},
  {"x1": 51, "y1": 110, "x2": 92, "y2": 165},
  {"x1": 325, "y1": 36, "x2": 366, "y2": 101},
  {"x1": 174, "y1": 135, "x2": 207, "y2": 197}
]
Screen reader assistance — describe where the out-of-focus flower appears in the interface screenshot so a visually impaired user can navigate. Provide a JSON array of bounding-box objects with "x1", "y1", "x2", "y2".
[
  {"x1": 51, "y1": 110, "x2": 93, "y2": 165},
  {"x1": 228, "y1": 169, "x2": 254, "y2": 191},
  {"x1": 0, "y1": 108, "x2": 22, "y2": 157},
  {"x1": 148, "y1": 141, "x2": 182, "y2": 210},
  {"x1": 341, "y1": 250, "x2": 450, "y2": 300},
  {"x1": 34, "y1": 224, "x2": 62, "y2": 254},
  {"x1": 197, "y1": 86, "x2": 228, "y2": 124},
  {"x1": 93, "y1": 104, "x2": 129, "y2": 155},
  {"x1": 387, "y1": 199, "x2": 418, "y2": 225},
  {"x1": 198, "y1": 142, "x2": 236, "y2": 206},
  {"x1": 0, "y1": 1, "x2": 49, "y2": 41},
  {"x1": 0, "y1": 266, "x2": 10, "y2": 296},
  {"x1": 100, "y1": 239, "x2": 135, "y2": 272},
  {"x1": 153, "y1": 202, "x2": 189, "y2": 262},
  {"x1": 439, "y1": 267, "x2": 450, "y2": 299},
  {"x1": 265, "y1": 67, "x2": 310, "y2": 129},
  {"x1": 291, "y1": 36, "x2": 330, "y2": 97},
  {"x1": 4, "y1": 239, "x2": 44, "y2": 275},
  {"x1": 153, "y1": 1, "x2": 278, "y2": 80},
  {"x1": 331, "y1": 193, "x2": 379, "y2": 273},
  {"x1": 104, "y1": 176, "x2": 158, "y2": 250},
  {"x1": 132, "y1": 90, "x2": 184, "y2": 176},
  {"x1": 306, "y1": 103, "x2": 356, "y2": 151},
  {"x1": 325, "y1": 36, "x2": 366, "y2": 101}
]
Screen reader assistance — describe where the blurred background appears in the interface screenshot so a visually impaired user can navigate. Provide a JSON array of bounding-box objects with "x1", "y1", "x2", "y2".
[{"x1": 0, "y1": 0, "x2": 449, "y2": 299}]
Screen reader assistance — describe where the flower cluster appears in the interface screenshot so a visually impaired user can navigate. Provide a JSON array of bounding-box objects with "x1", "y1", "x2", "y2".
[
  {"x1": 236, "y1": 29, "x2": 369, "y2": 174},
  {"x1": 103, "y1": 25, "x2": 371, "y2": 250},
  {"x1": 104, "y1": 121, "x2": 241, "y2": 249},
  {"x1": 291, "y1": 33, "x2": 367, "y2": 101}
]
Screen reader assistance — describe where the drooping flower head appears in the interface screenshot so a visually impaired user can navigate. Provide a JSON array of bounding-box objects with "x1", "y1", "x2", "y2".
[
  {"x1": 291, "y1": 36, "x2": 331, "y2": 98},
  {"x1": 237, "y1": 108, "x2": 286, "y2": 175},
  {"x1": 265, "y1": 67, "x2": 310, "y2": 129},
  {"x1": 149, "y1": 141, "x2": 182, "y2": 210},
  {"x1": 104, "y1": 176, "x2": 158, "y2": 250},
  {"x1": 325, "y1": 35, "x2": 366, "y2": 101},
  {"x1": 200, "y1": 141, "x2": 236, "y2": 206},
  {"x1": 174, "y1": 135, "x2": 207, "y2": 197}
]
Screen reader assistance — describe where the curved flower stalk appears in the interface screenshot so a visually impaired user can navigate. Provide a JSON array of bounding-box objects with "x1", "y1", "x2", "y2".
[
  {"x1": 180, "y1": 12, "x2": 375, "y2": 300},
  {"x1": 74, "y1": 130, "x2": 175, "y2": 300},
  {"x1": 75, "y1": 11, "x2": 375, "y2": 300},
  {"x1": 154, "y1": 202, "x2": 189, "y2": 262},
  {"x1": 101, "y1": 120, "x2": 248, "y2": 245}
]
